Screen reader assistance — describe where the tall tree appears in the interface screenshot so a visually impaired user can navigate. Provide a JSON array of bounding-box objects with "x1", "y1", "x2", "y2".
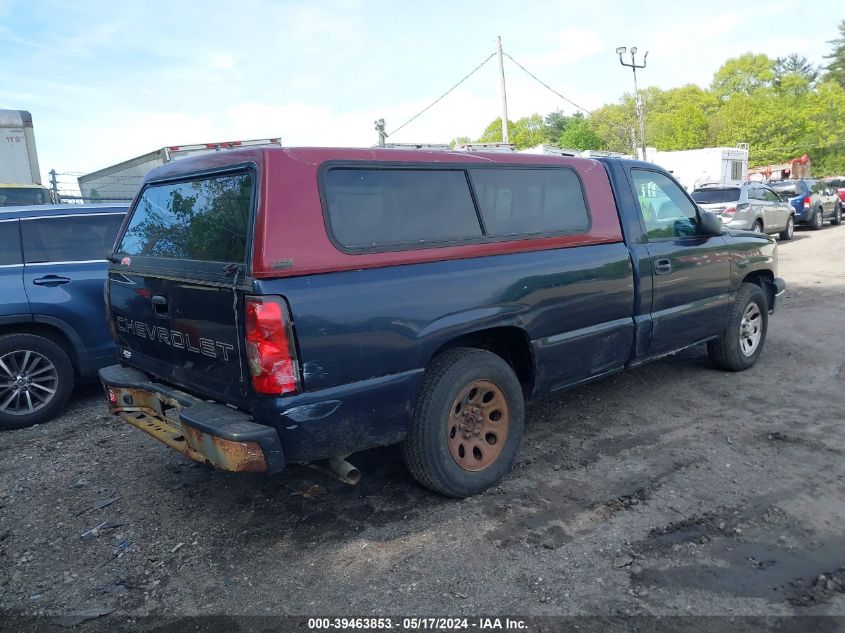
[
  {"x1": 558, "y1": 118, "x2": 605, "y2": 151},
  {"x1": 823, "y1": 19, "x2": 845, "y2": 88},
  {"x1": 711, "y1": 53, "x2": 775, "y2": 97},
  {"x1": 646, "y1": 85, "x2": 719, "y2": 150},
  {"x1": 774, "y1": 54, "x2": 818, "y2": 86},
  {"x1": 588, "y1": 98, "x2": 638, "y2": 154}
]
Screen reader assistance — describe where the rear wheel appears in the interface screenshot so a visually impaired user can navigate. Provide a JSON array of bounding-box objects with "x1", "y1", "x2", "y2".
[
  {"x1": 833, "y1": 203, "x2": 842, "y2": 226},
  {"x1": 810, "y1": 208, "x2": 823, "y2": 230},
  {"x1": 751, "y1": 220, "x2": 763, "y2": 233},
  {"x1": 708, "y1": 283, "x2": 768, "y2": 372},
  {"x1": 401, "y1": 348, "x2": 524, "y2": 497},
  {"x1": 0, "y1": 334, "x2": 74, "y2": 430},
  {"x1": 779, "y1": 215, "x2": 794, "y2": 241}
]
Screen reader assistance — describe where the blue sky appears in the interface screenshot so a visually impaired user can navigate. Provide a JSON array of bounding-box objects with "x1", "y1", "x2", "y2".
[{"x1": 0, "y1": 0, "x2": 839, "y2": 182}]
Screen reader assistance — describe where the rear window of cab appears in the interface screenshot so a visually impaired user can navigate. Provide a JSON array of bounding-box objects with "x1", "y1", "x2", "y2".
[
  {"x1": 116, "y1": 171, "x2": 253, "y2": 264},
  {"x1": 322, "y1": 166, "x2": 590, "y2": 251}
]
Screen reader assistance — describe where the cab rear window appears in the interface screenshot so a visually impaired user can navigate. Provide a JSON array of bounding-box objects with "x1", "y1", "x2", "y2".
[{"x1": 117, "y1": 171, "x2": 253, "y2": 263}]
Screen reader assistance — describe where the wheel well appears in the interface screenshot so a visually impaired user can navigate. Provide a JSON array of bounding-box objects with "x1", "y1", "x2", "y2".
[
  {"x1": 741, "y1": 270, "x2": 775, "y2": 309},
  {"x1": 0, "y1": 322, "x2": 81, "y2": 375},
  {"x1": 432, "y1": 327, "x2": 534, "y2": 396}
]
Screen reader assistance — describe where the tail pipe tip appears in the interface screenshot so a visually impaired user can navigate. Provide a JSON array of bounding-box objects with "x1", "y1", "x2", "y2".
[{"x1": 328, "y1": 455, "x2": 361, "y2": 485}]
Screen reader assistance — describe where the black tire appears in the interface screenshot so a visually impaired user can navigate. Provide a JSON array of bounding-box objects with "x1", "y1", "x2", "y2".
[
  {"x1": 708, "y1": 283, "x2": 768, "y2": 372},
  {"x1": 0, "y1": 334, "x2": 74, "y2": 430},
  {"x1": 810, "y1": 208, "x2": 823, "y2": 230},
  {"x1": 833, "y1": 203, "x2": 842, "y2": 226},
  {"x1": 401, "y1": 348, "x2": 524, "y2": 497},
  {"x1": 751, "y1": 220, "x2": 763, "y2": 233},
  {"x1": 779, "y1": 215, "x2": 794, "y2": 241}
]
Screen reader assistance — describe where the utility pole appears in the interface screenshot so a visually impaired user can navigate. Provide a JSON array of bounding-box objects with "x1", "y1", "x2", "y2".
[
  {"x1": 49, "y1": 169, "x2": 59, "y2": 203},
  {"x1": 616, "y1": 47, "x2": 648, "y2": 161},
  {"x1": 496, "y1": 36, "x2": 509, "y2": 144},
  {"x1": 374, "y1": 118, "x2": 387, "y2": 147}
]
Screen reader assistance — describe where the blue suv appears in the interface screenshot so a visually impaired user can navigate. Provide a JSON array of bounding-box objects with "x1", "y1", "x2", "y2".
[
  {"x1": 769, "y1": 179, "x2": 842, "y2": 229},
  {"x1": 0, "y1": 203, "x2": 127, "y2": 429}
]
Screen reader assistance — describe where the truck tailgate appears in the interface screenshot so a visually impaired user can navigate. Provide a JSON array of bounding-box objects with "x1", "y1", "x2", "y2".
[{"x1": 109, "y1": 272, "x2": 249, "y2": 408}]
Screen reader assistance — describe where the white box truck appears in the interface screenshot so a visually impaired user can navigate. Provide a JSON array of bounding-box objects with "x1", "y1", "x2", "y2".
[
  {"x1": 643, "y1": 145, "x2": 749, "y2": 192},
  {"x1": 1, "y1": 109, "x2": 52, "y2": 206},
  {"x1": 77, "y1": 138, "x2": 282, "y2": 202}
]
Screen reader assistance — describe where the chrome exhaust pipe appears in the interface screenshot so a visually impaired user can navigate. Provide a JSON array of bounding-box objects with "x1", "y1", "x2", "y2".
[{"x1": 328, "y1": 455, "x2": 361, "y2": 485}]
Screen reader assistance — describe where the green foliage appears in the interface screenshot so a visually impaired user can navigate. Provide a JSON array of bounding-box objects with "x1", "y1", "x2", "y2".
[
  {"x1": 711, "y1": 53, "x2": 775, "y2": 97},
  {"x1": 774, "y1": 54, "x2": 818, "y2": 90},
  {"x1": 478, "y1": 114, "x2": 547, "y2": 149},
  {"x1": 584, "y1": 99, "x2": 637, "y2": 154},
  {"x1": 475, "y1": 110, "x2": 607, "y2": 152},
  {"x1": 558, "y1": 118, "x2": 604, "y2": 150},
  {"x1": 646, "y1": 85, "x2": 719, "y2": 150},
  {"x1": 823, "y1": 19, "x2": 845, "y2": 88},
  {"x1": 463, "y1": 46, "x2": 845, "y2": 176}
]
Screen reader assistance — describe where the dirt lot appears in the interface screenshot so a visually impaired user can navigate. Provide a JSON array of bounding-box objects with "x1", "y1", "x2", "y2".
[{"x1": 2, "y1": 223, "x2": 845, "y2": 627}]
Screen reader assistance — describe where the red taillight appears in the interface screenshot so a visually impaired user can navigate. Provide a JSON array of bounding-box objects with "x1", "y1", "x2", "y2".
[
  {"x1": 724, "y1": 206, "x2": 737, "y2": 215},
  {"x1": 803, "y1": 196, "x2": 811, "y2": 208},
  {"x1": 244, "y1": 296, "x2": 299, "y2": 395}
]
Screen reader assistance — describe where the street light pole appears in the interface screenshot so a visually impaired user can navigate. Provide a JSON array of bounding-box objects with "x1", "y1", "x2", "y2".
[{"x1": 616, "y1": 46, "x2": 649, "y2": 161}]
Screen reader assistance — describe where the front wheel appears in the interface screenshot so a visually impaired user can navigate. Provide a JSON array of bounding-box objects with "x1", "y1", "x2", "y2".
[
  {"x1": 833, "y1": 203, "x2": 842, "y2": 226},
  {"x1": 811, "y1": 208, "x2": 823, "y2": 230},
  {"x1": 401, "y1": 348, "x2": 524, "y2": 497},
  {"x1": 708, "y1": 283, "x2": 768, "y2": 372},
  {"x1": 779, "y1": 215, "x2": 794, "y2": 241},
  {"x1": 0, "y1": 334, "x2": 74, "y2": 430}
]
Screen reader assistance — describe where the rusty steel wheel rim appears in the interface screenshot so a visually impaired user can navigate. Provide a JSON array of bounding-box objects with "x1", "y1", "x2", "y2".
[{"x1": 447, "y1": 380, "x2": 510, "y2": 472}]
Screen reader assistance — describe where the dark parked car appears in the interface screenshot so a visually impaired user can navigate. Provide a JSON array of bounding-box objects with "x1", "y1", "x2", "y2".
[
  {"x1": 769, "y1": 179, "x2": 841, "y2": 229},
  {"x1": 100, "y1": 148, "x2": 784, "y2": 497},
  {"x1": 0, "y1": 203, "x2": 128, "y2": 428}
]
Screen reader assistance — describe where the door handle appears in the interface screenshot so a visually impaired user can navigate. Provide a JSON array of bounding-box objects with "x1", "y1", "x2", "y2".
[
  {"x1": 151, "y1": 294, "x2": 169, "y2": 318},
  {"x1": 32, "y1": 275, "x2": 71, "y2": 286},
  {"x1": 654, "y1": 259, "x2": 672, "y2": 275}
]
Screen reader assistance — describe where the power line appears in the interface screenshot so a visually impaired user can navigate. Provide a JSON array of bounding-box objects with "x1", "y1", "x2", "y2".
[
  {"x1": 388, "y1": 53, "x2": 496, "y2": 137},
  {"x1": 501, "y1": 50, "x2": 641, "y2": 150},
  {"x1": 503, "y1": 52, "x2": 594, "y2": 116}
]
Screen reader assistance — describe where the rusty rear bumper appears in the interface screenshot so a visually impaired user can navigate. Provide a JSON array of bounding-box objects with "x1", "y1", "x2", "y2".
[{"x1": 99, "y1": 365, "x2": 285, "y2": 473}]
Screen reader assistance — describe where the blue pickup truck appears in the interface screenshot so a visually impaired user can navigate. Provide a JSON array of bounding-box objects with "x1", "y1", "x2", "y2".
[{"x1": 99, "y1": 148, "x2": 784, "y2": 497}]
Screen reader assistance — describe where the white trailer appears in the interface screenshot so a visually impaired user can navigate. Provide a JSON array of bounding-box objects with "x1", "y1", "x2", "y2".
[
  {"x1": 1, "y1": 109, "x2": 42, "y2": 185},
  {"x1": 644, "y1": 145, "x2": 749, "y2": 192},
  {"x1": 77, "y1": 138, "x2": 282, "y2": 202}
]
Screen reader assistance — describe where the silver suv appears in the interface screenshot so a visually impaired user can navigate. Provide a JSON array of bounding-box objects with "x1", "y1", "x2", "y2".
[{"x1": 691, "y1": 182, "x2": 795, "y2": 240}]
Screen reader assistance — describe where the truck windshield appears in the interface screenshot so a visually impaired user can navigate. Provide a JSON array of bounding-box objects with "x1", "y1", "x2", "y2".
[
  {"x1": 0, "y1": 187, "x2": 51, "y2": 206},
  {"x1": 690, "y1": 188, "x2": 740, "y2": 204}
]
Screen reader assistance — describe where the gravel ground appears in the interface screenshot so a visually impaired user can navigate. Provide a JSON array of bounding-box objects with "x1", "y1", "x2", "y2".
[{"x1": 2, "y1": 223, "x2": 845, "y2": 627}]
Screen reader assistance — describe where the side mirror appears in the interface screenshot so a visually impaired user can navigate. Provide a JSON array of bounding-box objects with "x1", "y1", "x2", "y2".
[{"x1": 699, "y1": 211, "x2": 724, "y2": 236}]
